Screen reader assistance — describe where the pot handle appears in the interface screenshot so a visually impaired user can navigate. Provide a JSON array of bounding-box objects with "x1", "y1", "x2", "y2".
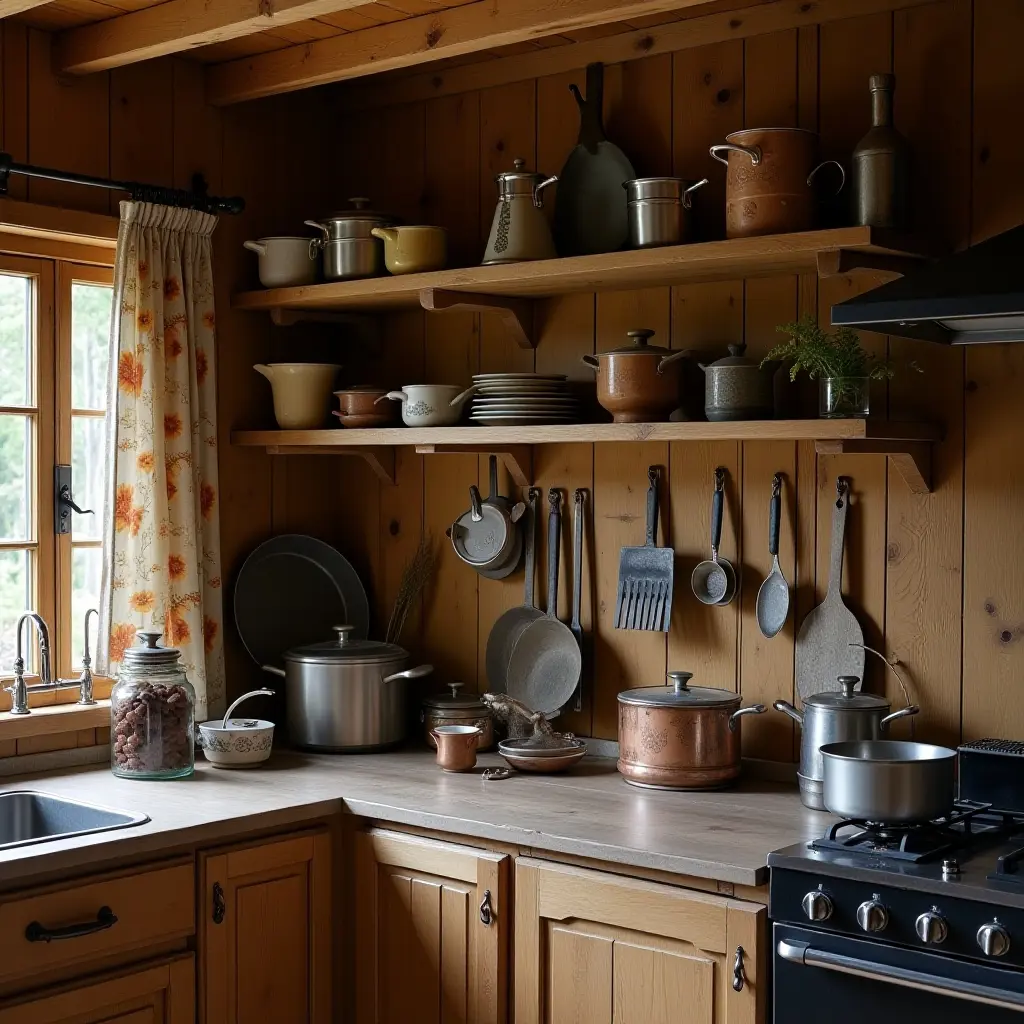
[
  {"x1": 879, "y1": 704, "x2": 920, "y2": 731},
  {"x1": 656, "y1": 350, "x2": 688, "y2": 375},
  {"x1": 532, "y1": 175, "x2": 559, "y2": 208},
  {"x1": 581, "y1": 354, "x2": 600, "y2": 371},
  {"x1": 303, "y1": 219, "x2": 328, "y2": 240},
  {"x1": 243, "y1": 240, "x2": 267, "y2": 256},
  {"x1": 261, "y1": 665, "x2": 286, "y2": 678},
  {"x1": 376, "y1": 390, "x2": 408, "y2": 404},
  {"x1": 807, "y1": 160, "x2": 846, "y2": 196},
  {"x1": 773, "y1": 699, "x2": 804, "y2": 725},
  {"x1": 681, "y1": 178, "x2": 709, "y2": 209},
  {"x1": 449, "y1": 384, "x2": 478, "y2": 408},
  {"x1": 382, "y1": 663, "x2": 435, "y2": 684},
  {"x1": 370, "y1": 227, "x2": 398, "y2": 244},
  {"x1": 710, "y1": 143, "x2": 762, "y2": 167},
  {"x1": 729, "y1": 704, "x2": 767, "y2": 731}
]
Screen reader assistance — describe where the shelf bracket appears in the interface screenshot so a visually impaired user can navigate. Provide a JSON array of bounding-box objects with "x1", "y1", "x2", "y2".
[
  {"x1": 816, "y1": 248, "x2": 925, "y2": 280},
  {"x1": 815, "y1": 439, "x2": 932, "y2": 494},
  {"x1": 414, "y1": 444, "x2": 532, "y2": 487},
  {"x1": 265, "y1": 444, "x2": 396, "y2": 485},
  {"x1": 419, "y1": 288, "x2": 536, "y2": 349}
]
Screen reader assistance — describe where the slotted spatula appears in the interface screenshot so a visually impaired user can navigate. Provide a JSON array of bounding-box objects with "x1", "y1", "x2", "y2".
[{"x1": 614, "y1": 466, "x2": 673, "y2": 632}]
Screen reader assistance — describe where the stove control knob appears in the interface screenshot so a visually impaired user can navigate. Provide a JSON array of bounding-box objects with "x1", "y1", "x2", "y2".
[
  {"x1": 978, "y1": 921, "x2": 1011, "y2": 958},
  {"x1": 801, "y1": 890, "x2": 833, "y2": 922},
  {"x1": 856, "y1": 899, "x2": 889, "y2": 933},
  {"x1": 915, "y1": 910, "x2": 948, "y2": 945}
]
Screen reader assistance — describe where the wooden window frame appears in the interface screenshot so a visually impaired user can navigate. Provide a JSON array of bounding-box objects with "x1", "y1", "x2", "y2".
[{"x1": 0, "y1": 219, "x2": 116, "y2": 740}]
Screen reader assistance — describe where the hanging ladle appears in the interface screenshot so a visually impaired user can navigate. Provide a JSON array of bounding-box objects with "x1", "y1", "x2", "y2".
[
  {"x1": 755, "y1": 473, "x2": 790, "y2": 638},
  {"x1": 691, "y1": 466, "x2": 737, "y2": 605}
]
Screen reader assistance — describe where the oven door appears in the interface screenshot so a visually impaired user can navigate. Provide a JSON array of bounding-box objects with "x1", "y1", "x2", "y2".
[{"x1": 774, "y1": 924, "x2": 1024, "y2": 1022}]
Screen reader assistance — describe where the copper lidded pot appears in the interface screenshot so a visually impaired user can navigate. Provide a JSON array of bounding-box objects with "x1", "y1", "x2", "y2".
[
  {"x1": 582, "y1": 329, "x2": 686, "y2": 423},
  {"x1": 709, "y1": 128, "x2": 844, "y2": 239},
  {"x1": 617, "y1": 671, "x2": 766, "y2": 790}
]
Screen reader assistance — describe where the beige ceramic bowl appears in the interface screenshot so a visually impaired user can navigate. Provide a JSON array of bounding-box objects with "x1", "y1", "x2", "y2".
[
  {"x1": 254, "y1": 363, "x2": 341, "y2": 429},
  {"x1": 371, "y1": 226, "x2": 447, "y2": 275}
]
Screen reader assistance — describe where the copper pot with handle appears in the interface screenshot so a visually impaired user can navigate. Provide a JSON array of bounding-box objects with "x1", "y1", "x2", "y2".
[
  {"x1": 709, "y1": 128, "x2": 844, "y2": 238},
  {"x1": 617, "y1": 671, "x2": 766, "y2": 790}
]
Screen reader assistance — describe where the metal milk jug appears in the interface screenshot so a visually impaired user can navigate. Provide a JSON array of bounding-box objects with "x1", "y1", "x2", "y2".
[{"x1": 482, "y1": 158, "x2": 558, "y2": 264}]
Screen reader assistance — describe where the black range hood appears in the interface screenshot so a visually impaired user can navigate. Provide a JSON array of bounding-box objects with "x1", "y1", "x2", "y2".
[{"x1": 830, "y1": 223, "x2": 1024, "y2": 344}]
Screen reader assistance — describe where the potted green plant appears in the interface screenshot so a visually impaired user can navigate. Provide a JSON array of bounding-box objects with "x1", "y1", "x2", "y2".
[{"x1": 761, "y1": 316, "x2": 896, "y2": 418}]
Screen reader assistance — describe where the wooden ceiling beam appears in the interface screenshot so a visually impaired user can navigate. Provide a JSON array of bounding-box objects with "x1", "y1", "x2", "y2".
[
  {"x1": 204, "y1": 0, "x2": 717, "y2": 106},
  {"x1": 55, "y1": 0, "x2": 373, "y2": 75}
]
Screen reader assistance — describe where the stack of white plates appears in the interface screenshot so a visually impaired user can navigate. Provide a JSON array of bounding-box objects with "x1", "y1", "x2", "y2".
[{"x1": 469, "y1": 373, "x2": 580, "y2": 426}]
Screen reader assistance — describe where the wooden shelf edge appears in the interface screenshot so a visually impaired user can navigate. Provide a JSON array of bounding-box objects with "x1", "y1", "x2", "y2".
[
  {"x1": 231, "y1": 227, "x2": 933, "y2": 315},
  {"x1": 0, "y1": 700, "x2": 110, "y2": 742}
]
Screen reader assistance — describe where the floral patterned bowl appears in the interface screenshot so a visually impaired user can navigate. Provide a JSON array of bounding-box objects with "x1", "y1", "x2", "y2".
[{"x1": 197, "y1": 718, "x2": 274, "y2": 769}]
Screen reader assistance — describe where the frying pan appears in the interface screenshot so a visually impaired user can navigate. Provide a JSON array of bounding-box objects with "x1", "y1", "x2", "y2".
[
  {"x1": 485, "y1": 488, "x2": 543, "y2": 691},
  {"x1": 505, "y1": 490, "x2": 581, "y2": 717}
]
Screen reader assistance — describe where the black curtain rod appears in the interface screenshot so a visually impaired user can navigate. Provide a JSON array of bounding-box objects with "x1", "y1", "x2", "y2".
[{"x1": 0, "y1": 153, "x2": 245, "y2": 215}]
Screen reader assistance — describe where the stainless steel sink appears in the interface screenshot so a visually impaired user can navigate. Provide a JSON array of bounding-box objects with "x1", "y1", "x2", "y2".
[{"x1": 0, "y1": 792, "x2": 149, "y2": 851}]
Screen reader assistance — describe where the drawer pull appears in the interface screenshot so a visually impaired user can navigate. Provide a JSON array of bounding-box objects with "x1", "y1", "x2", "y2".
[
  {"x1": 25, "y1": 906, "x2": 117, "y2": 943},
  {"x1": 479, "y1": 889, "x2": 493, "y2": 926}
]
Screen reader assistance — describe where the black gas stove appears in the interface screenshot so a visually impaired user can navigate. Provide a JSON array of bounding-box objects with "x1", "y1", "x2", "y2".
[{"x1": 769, "y1": 741, "x2": 1024, "y2": 1023}]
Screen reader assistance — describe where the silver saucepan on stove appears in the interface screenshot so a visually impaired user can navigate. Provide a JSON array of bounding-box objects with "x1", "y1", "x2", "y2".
[
  {"x1": 263, "y1": 625, "x2": 432, "y2": 751},
  {"x1": 820, "y1": 739, "x2": 957, "y2": 823}
]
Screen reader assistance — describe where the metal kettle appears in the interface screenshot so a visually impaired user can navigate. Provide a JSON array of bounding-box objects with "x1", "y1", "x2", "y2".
[
  {"x1": 775, "y1": 675, "x2": 919, "y2": 810},
  {"x1": 483, "y1": 159, "x2": 558, "y2": 265}
]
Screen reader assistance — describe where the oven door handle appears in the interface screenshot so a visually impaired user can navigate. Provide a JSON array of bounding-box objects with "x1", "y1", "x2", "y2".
[{"x1": 778, "y1": 939, "x2": 1024, "y2": 1014}]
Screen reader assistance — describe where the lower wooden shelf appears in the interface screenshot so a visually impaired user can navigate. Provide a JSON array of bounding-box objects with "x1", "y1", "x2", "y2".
[{"x1": 232, "y1": 418, "x2": 942, "y2": 492}]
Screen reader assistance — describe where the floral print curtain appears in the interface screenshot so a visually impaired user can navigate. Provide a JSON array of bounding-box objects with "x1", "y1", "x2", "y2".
[{"x1": 98, "y1": 202, "x2": 225, "y2": 719}]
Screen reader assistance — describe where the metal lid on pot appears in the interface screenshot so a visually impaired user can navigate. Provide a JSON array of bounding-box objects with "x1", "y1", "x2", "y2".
[
  {"x1": 598, "y1": 328, "x2": 672, "y2": 357},
  {"x1": 496, "y1": 158, "x2": 552, "y2": 198},
  {"x1": 313, "y1": 199, "x2": 394, "y2": 237},
  {"x1": 705, "y1": 343, "x2": 758, "y2": 368},
  {"x1": 618, "y1": 671, "x2": 741, "y2": 708},
  {"x1": 423, "y1": 682, "x2": 487, "y2": 712},
  {"x1": 623, "y1": 177, "x2": 706, "y2": 202},
  {"x1": 122, "y1": 631, "x2": 182, "y2": 667},
  {"x1": 284, "y1": 625, "x2": 407, "y2": 666},
  {"x1": 805, "y1": 675, "x2": 890, "y2": 711}
]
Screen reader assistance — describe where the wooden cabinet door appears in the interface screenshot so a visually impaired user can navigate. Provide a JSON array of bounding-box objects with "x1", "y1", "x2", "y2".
[
  {"x1": 0, "y1": 955, "x2": 193, "y2": 1024},
  {"x1": 515, "y1": 858, "x2": 765, "y2": 1024},
  {"x1": 355, "y1": 828, "x2": 510, "y2": 1024},
  {"x1": 199, "y1": 830, "x2": 331, "y2": 1024}
]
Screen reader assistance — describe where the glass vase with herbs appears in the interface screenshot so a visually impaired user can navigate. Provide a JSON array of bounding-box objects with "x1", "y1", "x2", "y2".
[{"x1": 761, "y1": 317, "x2": 899, "y2": 418}]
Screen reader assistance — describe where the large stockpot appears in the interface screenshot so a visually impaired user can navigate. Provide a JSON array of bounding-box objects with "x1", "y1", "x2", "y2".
[
  {"x1": 305, "y1": 199, "x2": 393, "y2": 281},
  {"x1": 623, "y1": 177, "x2": 708, "y2": 248},
  {"x1": 775, "y1": 676, "x2": 920, "y2": 810},
  {"x1": 820, "y1": 739, "x2": 957, "y2": 823},
  {"x1": 709, "y1": 128, "x2": 844, "y2": 238},
  {"x1": 617, "y1": 671, "x2": 765, "y2": 790},
  {"x1": 262, "y1": 625, "x2": 433, "y2": 752}
]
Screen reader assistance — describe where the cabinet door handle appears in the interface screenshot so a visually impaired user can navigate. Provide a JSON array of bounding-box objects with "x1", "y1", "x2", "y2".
[
  {"x1": 25, "y1": 906, "x2": 117, "y2": 942},
  {"x1": 479, "y1": 889, "x2": 493, "y2": 926},
  {"x1": 212, "y1": 882, "x2": 226, "y2": 924},
  {"x1": 732, "y1": 946, "x2": 745, "y2": 992}
]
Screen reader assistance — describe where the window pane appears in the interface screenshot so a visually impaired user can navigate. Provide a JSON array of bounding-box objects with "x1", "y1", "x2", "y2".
[
  {"x1": 0, "y1": 549, "x2": 30, "y2": 674},
  {"x1": 0, "y1": 414, "x2": 30, "y2": 542},
  {"x1": 72, "y1": 416, "x2": 104, "y2": 540},
  {"x1": 71, "y1": 282, "x2": 112, "y2": 410},
  {"x1": 71, "y1": 546, "x2": 101, "y2": 669},
  {"x1": 0, "y1": 274, "x2": 31, "y2": 407}
]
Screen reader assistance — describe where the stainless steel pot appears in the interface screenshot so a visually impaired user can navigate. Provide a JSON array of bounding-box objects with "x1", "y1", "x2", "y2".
[
  {"x1": 305, "y1": 199, "x2": 393, "y2": 281},
  {"x1": 262, "y1": 625, "x2": 432, "y2": 751},
  {"x1": 820, "y1": 739, "x2": 957, "y2": 823},
  {"x1": 617, "y1": 671, "x2": 765, "y2": 790},
  {"x1": 623, "y1": 177, "x2": 708, "y2": 248},
  {"x1": 421, "y1": 683, "x2": 494, "y2": 751},
  {"x1": 775, "y1": 676, "x2": 919, "y2": 809}
]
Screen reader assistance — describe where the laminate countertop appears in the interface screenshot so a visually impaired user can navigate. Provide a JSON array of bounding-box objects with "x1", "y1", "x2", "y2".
[{"x1": 0, "y1": 750, "x2": 832, "y2": 888}]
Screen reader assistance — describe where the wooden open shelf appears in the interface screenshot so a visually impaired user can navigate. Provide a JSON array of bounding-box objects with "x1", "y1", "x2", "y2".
[
  {"x1": 233, "y1": 418, "x2": 943, "y2": 492},
  {"x1": 232, "y1": 227, "x2": 930, "y2": 347}
]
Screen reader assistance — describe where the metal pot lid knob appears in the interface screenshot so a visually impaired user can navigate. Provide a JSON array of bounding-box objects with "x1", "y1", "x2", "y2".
[
  {"x1": 628, "y1": 328, "x2": 656, "y2": 349},
  {"x1": 667, "y1": 671, "x2": 693, "y2": 694},
  {"x1": 838, "y1": 675, "x2": 861, "y2": 697},
  {"x1": 332, "y1": 625, "x2": 356, "y2": 647}
]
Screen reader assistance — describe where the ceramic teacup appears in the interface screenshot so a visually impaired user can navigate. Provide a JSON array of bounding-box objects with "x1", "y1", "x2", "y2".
[{"x1": 431, "y1": 725, "x2": 481, "y2": 772}]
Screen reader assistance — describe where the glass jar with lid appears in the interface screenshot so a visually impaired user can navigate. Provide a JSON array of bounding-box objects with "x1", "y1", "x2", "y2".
[{"x1": 111, "y1": 631, "x2": 195, "y2": 779}]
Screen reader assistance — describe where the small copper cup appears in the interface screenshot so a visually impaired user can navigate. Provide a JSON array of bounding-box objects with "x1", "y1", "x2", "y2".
[{"x1": 432, "y1": 725, "x2": 481, "y2": 772}]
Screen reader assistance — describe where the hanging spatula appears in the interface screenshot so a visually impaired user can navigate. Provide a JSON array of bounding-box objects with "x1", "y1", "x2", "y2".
[{"x1": 614, "y1": 466, "x2": 673, "y2": 632}]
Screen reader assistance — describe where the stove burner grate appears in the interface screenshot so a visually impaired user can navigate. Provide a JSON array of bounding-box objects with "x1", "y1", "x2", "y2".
[{"x1": 808, "y1": 801, "x2": 1023, "y2": 863}]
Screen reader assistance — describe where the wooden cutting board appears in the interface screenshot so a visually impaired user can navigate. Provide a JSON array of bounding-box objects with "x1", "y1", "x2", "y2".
[{"x1": 795, "y1": 480, "x2": 865, "y2": 703}]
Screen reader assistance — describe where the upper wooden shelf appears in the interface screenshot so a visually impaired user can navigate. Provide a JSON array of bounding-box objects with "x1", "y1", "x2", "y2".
[
  {"x1": 232, "y1": 226, "x2": 930, "y2": 336},
  {"x1": 232, "y1": 418, "x2": 942, "y2": 492}
]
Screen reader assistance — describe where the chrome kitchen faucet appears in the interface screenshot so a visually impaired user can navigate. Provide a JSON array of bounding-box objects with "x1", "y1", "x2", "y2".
[{"x1": 5, "y1": 609, "x2": 98, "y2": 715}]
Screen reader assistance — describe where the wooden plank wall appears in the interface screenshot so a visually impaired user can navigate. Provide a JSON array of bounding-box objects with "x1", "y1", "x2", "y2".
[
  {"x1": 0, "y1": 25, "x2": 344, "y2": 735},
  {"x1": 309, "y1": 0, "x2": 1024, "y2": 756}
]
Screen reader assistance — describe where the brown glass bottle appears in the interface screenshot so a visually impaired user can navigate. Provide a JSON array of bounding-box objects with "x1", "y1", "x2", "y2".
[{"x1": 851, "y1": 74, "x2": 911, "y2": 229}]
